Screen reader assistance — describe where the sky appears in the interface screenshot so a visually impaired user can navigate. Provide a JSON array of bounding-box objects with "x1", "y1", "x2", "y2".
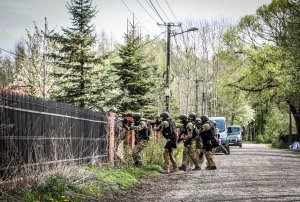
[{"x1": 0, "y1": 0, "x2": 272, "y2": 54}]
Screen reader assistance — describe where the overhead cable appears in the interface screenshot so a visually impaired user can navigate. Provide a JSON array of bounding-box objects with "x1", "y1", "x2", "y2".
[
  {"x1": 155, "y1": 0, "x2": 172, "y2": 22},
  {"x1": 120, "y1": 0, "x2": 152, "y2": 34},
  {"x1": 148, "y1": 0, "x2": 166, "y2": 23},
  {"x1": 136, "y1": 0, "x2": 159, "y2": 23},
  {"x1": 165, "y1": 0, "x2": 178, "y2": 21}
]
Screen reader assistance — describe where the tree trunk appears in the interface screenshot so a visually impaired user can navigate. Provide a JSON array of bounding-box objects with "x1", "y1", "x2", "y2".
[{"x1": 289, "y1": 103, "x2": 300, "y2": 140}]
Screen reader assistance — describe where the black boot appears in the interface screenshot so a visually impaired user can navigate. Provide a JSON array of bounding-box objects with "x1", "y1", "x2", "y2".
[
  {"x1": 207, "y1": 165, "x2": 217, "y2": 170},
  {"x1": 179, "y1": 164, "x2": 187, "y2": 171}
]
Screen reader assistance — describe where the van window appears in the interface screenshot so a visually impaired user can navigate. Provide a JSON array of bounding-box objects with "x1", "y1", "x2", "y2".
[
  {"x1": 228, "y1": 127, "x2": 240, "y2": 133},
  {"x1": 214, "y1": 120, "x2": 226, "y2": 132}
]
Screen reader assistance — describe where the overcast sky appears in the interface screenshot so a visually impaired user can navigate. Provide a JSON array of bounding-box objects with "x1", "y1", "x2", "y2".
[{"x1": 0, "y1": 0, "x2": 272, "y2": 54}]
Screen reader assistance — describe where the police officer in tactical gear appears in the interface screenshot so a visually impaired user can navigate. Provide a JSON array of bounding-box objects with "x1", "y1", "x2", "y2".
[
  {"x1": 129, "y1": 113, "x2": 149, "y2": 167},
  {"x1": 178, "y1": 114, "x2": 201, "y2": 171},
  {"x1": 188, "y1": 112, "x2": 205, "y2": 166},
  {"x1": 200, "y1": 115, "x2": 217, "y2": 170},
  {"x1": 155, "y1": 112, "x2": 179, "y2": 174}
]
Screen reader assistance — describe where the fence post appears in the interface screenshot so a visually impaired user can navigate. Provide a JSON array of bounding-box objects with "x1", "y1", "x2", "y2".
[
  {"x1": 125, "y1": 116, "x2": 135, "y2": 158},
  {"x1": 108, "y1": 111, "x2": 115, "y2": 164}
]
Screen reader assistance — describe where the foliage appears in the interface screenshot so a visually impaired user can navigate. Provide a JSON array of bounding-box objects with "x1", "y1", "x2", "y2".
[
  {"x1": 13, "y1": 163, "x2": 160, "y2": 202},
  {"x1": 0, "y1": 55, "x2": 14, "y2": 89},
  {"x1": 48, "y1": 0, "x2": 104, "y2": 108},
  {"x1": 112, "y1": 27, "x2": 156, "y2": 115},
  {"x1": 12, "y1": 19, "x2": 55, "y2": 98},
  {"x1": 222, "y1": 0, "x2": 300, "y2": 137},
  {"x1": 20, "y1": 174, "x2": 82, "y2": 202},
  {"x1": 141, "y1": 137, "x2": 165, "y2": 165},
  {"x1": 254, "y1": 104, "x2": 289, "y2": 143}
]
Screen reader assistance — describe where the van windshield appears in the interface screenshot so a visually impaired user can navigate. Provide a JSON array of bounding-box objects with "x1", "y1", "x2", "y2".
[
  {"x1": 214, "y1": 120, "x2": 226, "y2": 132},
  {"x1": 228, "y1": 127, "x2": 240, "y2": 134}
]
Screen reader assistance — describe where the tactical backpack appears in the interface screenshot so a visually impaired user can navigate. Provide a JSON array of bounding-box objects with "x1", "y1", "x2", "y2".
[
  {"x1": 208, "y1": 121, "x2": 219, "y2": 148},
  {"x1": 193, "y1": 119, "x2": 202, "y2": 130},
  {"x1": 167, "y1": 119, "x2": 177, "y2": 139}
]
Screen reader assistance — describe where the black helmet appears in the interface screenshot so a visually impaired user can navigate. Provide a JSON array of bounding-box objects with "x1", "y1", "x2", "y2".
[
  {"x1": 200, "y1": 115, "x2": 209, "y2": 123},
  {"x1": 132, "y1": 113, "x2": 141, "y2": 121},
  {"x1": 160, "y1": 111, "x2": 169, "y2": 119},
  {"x1": 188, "y1": 112, "x2": 197, "y2": 121},
  {"x1": 178, "y1": 114, "x2": 188, "y2": 123},
  {"x1": 108, "y1": 107, "x2": 117, "y2": 113}
]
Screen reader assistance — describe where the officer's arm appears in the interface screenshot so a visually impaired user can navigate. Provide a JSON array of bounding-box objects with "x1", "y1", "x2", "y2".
[
  {"x1": 200, "y1": 123, "x2": 211, "y2": 133},
  {"x1": 130, "y1": 121, "x2": 147, "y2": 131},
  {"x1": 155, "y1": 121, "x2": 166, "y2": 132},
  {"x1": 183, "y1": 123, "x2": 194, "y2": 140}
]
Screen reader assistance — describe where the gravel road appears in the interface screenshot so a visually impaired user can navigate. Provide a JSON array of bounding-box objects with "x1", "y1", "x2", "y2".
[{"x1": 119, "y1": 143, "x2": 300, "y2": 202}]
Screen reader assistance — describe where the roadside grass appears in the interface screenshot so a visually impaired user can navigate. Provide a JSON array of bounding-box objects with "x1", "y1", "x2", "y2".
[
  {"x1": 2, "y1": 138, "x2": 168, "y2": 201},
  {"x1": 11, "y1": 164, "x2": 161, "y2": 202}
]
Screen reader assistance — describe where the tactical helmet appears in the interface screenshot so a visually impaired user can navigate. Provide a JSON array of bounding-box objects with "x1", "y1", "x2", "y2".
[
  {"x1": 188, "y1": 112, "x2": 197, "y2": 121},
  {"x1": 160, "y1": 111, "x2": 169, "y2": 119},
  {"x1": 108, "y1": 107, "x2": 117, "y2": 113},
  {"x1": 200, "y1": 115, "x2": 209, "y2": 123},
  {"x1": 178, "y1": 114, "x2": 188, "y2": 123},
  {"x1": 132, "y1": 113, "x2": 141, "y2": 121}
]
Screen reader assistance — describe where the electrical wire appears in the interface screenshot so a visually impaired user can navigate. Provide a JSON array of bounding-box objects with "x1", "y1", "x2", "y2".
[
  {"x1": 0, "y1": 47, "x2": 17, "y2": 56},
  {"x1": 137, "y1": 31, "x2": 165, "y2": 49},
  {"x1": 136, "y1": 0, "x2": 159, "y2": 23},
  {"x1": 165, "y1": 0, "x2": 178, "y2": 22},
  {"x1": 155, "y1": 0, "x2": 172, "y2": 22},
  {"x1": 148, "y1": 0, "x2": 166, "y2": 23},
  {"x1": 120, "y1": 0, "x2": 152, "y2": 34}
]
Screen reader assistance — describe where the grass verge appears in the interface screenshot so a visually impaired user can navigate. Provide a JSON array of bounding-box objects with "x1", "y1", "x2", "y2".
[{"x1": 1, "y1": 164, "x2": 160, "y2": 202}]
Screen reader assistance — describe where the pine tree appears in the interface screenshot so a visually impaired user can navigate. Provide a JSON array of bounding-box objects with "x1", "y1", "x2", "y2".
[
  {"x1": 49, "y1": 0, "x2": 100, "y2": 108},
  {"x1": 113, "y1": 24, "x2": 155, "y2": 115}
]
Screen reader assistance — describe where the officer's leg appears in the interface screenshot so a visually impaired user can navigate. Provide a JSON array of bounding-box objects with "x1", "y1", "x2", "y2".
[
  {"x1": 205, "y1": 149, "x2": 216, "y2": 170},
  {"x1": 198, "y1": 149, "x2": 205, "y2": 166},
  {"x1": 169, "y1": 148, "x2": 178, "y2": 172},
  {"x1": 189, "y1": 141, "x2": 201, "y2": 170},
  {"x1": 179, "y1": 146, "x2": 189, "y2": 171},
  {"x1": 132, "y1": 140, "x2": 148, "y2": 166}
]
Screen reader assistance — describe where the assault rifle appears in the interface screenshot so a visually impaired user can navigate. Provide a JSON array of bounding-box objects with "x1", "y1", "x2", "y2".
[{"x1": 147, "y1": 118, "x2": 161, "y2": 127}]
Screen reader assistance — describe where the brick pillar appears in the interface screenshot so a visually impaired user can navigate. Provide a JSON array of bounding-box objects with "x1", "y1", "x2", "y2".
[
  {"x1": 125, "y1": 116, "x2": 135, "y2": 158},
  {"x1": 107, "y1": 111, "x2": 115, "y2": 164}
]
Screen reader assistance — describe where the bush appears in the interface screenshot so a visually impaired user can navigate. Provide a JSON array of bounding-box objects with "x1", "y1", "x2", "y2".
[
  {"x1": 141, "y1": 136, "x2": 184, "y2": 166},
  {"x1": 21, "y1": 174, "x2": 82, "y2": 202},
  {"x1": 141, "y1": 137, "x2": 165, "y2": 165}
]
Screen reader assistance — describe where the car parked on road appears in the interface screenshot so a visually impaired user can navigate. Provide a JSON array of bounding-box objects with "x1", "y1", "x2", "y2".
[
  {"x1": 209, "y1": 117, "x2": 230, "y2": 154},
  {"x1": 227, "y1": 125, "x2": 243, "y2": 148}
]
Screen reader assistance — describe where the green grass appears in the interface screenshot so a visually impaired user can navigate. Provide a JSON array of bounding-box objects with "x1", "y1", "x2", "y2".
[
  {"x1": 12, "y1": 164, "x2": 161, "y2": 202},
  {"x1": 6, "y1": 138, "x2": 165, "y2": 201}
]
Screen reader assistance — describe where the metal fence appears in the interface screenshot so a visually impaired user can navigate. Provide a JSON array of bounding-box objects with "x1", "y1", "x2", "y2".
[{"x1": 0, "y1": 91, "x2": 108, "y2": 179}]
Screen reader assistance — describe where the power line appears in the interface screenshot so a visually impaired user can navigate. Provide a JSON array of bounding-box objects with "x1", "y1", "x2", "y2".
[
  {"x1": 165, "y1": 0, "x2": 178, "y2": 22},
  {"x1": 137, "y1": 31, "x2": 165, "y2": 49},
  {"x1": 136, "y1": 0, "x2": 159, "y2": 23},
  {"x1": 0, "y1": 47, "x2": 17, "y2": 56},
  {"x1": 155, "y1": 0, "x2": 172, "y2": 22},
  {"x1": 148, "y1": 0, "x2": 166, "y2": 24},
  {"x1": 120, "y1": 0, "x2": 152, "y2": 34}
]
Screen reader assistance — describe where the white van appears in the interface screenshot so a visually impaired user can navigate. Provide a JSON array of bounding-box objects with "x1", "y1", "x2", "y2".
[{"x1": 209, "y1": 117, "x2": 230, "y2": 154}]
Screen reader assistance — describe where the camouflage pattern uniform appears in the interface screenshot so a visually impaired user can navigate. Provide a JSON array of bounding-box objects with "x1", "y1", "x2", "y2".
[
  {"x1": 130, "y1": 120, "x2": 148, "y2": 166},
  {"x1": 157, "y1": 120, "x2": 178, "y2": 173},
  {"x1": 200, "y1": 123, "x2": 216, "y2": 169},
  {"x1": 181, "y1": 122, "x2": 201, "y2": 170}
]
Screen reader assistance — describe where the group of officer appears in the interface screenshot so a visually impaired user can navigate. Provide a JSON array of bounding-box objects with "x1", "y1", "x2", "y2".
[{"x1": 109, "y1": 107, "x2": 218, "y2": 174}]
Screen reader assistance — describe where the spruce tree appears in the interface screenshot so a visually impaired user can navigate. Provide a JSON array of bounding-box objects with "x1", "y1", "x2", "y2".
[
  {"x1": 113, "y1": 25, "x2": 155, "y2": 114},
  {"x1": 49, "y1": 0, "x2": 99, "y2": 108}
]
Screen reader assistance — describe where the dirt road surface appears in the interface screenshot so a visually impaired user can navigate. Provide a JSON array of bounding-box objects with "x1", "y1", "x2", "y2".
[{"x1": 120, "y1": 143, "x2": 300, "y2": 202}]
